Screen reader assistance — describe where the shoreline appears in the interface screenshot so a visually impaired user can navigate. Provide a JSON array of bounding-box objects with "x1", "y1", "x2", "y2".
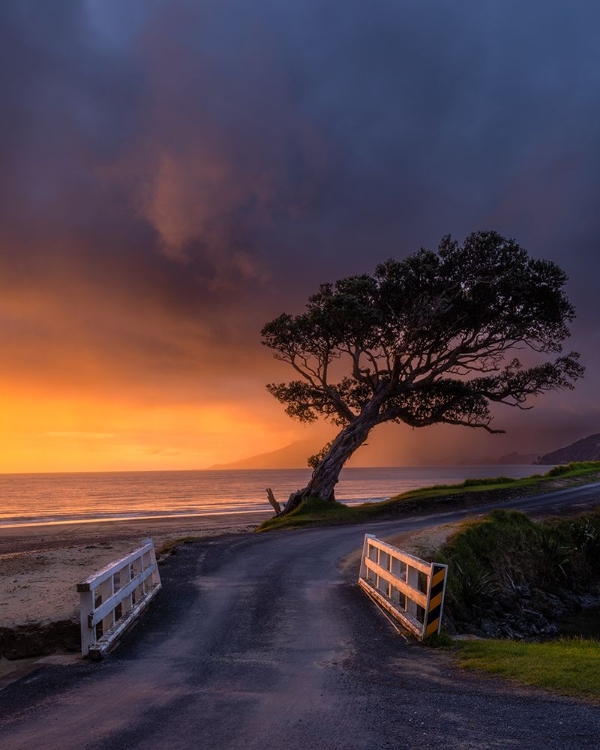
[
  {"x1": 0, "y1": 507, "x2": 271, "y2": 531},
  {"x1": 0, "y1": 510, "x2": 271, "y2": 556},
  {"x1": 0, "y1": 511, "x2": 271, "y2": 639}
]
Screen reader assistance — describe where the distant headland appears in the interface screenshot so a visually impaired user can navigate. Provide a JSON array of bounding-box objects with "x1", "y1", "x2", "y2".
[
  {"x1": 534, "y1": 433, "x2": 600, "y2": 465},
  {"x1": 209, "y1": 432, "x2": 600, "y2": 470}
]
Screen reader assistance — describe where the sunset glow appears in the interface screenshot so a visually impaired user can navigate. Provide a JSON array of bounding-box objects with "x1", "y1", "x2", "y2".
[
  {"x1": 0, "y1": 2, "x2": 598, "y2": 473},
  {"x1": 0, "y1": 387, "x2": 301, "y2": 473}
]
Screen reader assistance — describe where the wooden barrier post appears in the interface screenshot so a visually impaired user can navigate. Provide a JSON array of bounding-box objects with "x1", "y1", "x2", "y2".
[{"x1": 424, "y1": 563, "x2": 448, "y2": 638}]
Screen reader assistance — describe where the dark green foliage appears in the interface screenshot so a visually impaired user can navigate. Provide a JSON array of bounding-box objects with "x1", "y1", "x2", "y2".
[
  {"x1": 453, "y1": 561, "x2": 500, "y2": 612},
  {"x1": 307, "y1": 441, "x2": 333, "y2": 469},
  {"x1": 262, "y1": 231, "x2": 583, "y2": 436},
  {"x1": 535, "y1": 525, "x2": 572, "y2": 584},
  {"x1": 438, "y1": 511, "x2": 537, "y2": 603},
  {"x1": 568, "y1": 517, "x2": 600, "y2": 564},
  {"x1": 436, "y1": 510, "x2": 600, "y2": 620}
]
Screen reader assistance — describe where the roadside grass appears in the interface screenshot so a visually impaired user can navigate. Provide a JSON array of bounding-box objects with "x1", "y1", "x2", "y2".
[
  {"x1": 424, "y1": 631, "x2": 455, "y2": 649},
  {"x1": 456, "y1": 638, "x2": 600, "y2": 701},
  {"x1": 156, "y1": 536, "x2": 201, "y2": 556},
  {"x1": 256, "y1": 461, "x2": 600, "y2": 532},
  {"x1": 381, "y1": 460, "x2": 600, "y2": 503},
  {"x1": 257, "y1": 496, "x2": 355, "y2": 531}
]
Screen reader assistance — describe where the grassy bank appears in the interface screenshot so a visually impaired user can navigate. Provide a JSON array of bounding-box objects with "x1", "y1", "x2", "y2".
[
  {"x1": 432, "y1": 508, "x2": 600, "y2": 638},
  {"x1": 430, "y1": 508, "x2": 600, "y2": 700},
  {"x1": 257, "y1": 461, "x2": 600, "y2": 532},
  {"x1": 456, "y1": 638, "x2": 600, "y2": 701}
]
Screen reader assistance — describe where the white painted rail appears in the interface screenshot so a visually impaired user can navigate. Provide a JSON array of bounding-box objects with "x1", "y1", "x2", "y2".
[
  {"x1": 358, "y1": 534, "x2": 448, "y2": 640},
  {"x1": 77, "y1": 538, "x2": 161, "y2": 659}
]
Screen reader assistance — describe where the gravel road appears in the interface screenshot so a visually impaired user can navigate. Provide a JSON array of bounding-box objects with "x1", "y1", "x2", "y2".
[{"x1": 1, "y1": 484, "x2": 599, "y2": 749}]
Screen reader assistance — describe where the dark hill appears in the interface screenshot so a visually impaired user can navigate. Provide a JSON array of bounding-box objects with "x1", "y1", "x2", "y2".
[{"x1": 534, "y1": 433, "x2": 600, "y2": 464}]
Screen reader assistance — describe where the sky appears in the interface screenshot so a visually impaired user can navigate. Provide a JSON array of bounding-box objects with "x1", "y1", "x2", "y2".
[{"x1": 0, "y1": 0, "x2": 599, "y2": 472}]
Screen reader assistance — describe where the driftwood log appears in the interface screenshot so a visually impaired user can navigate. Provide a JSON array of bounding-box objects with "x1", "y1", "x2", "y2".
[{"x1": 265, "y1": 488, "x2": 281, "y2": 515}]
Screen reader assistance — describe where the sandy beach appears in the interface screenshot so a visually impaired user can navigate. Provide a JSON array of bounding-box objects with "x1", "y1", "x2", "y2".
[{"x1": 0, "y1": 511, "x2": 271, "y2": 631}]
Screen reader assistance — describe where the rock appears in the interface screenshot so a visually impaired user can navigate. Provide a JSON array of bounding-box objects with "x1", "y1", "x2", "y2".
[
  {"x1": 530, "y1": 590, "x2": 565, "y2": 619},
  {"x1": 441, "y1": 615, "x2": 458, "y2": 635},
  {"x1": 574, "y1": 593, "x2": 600, "y2": 609},
  {"x1": 500, "y1": 623, "x2": 523, "y2": 640},
  {"x1": 495, "y1": 595, "x2": 522, "y2": 615},
  {"x1": 480, "y1": 619, "x2": 501, "y2": 637},
  {"x1": 522, "y1": 609, "x2": 550, "y2": 629},
  {"x1": 540, "y1": 623, "x2": 559, "y2": 637}
]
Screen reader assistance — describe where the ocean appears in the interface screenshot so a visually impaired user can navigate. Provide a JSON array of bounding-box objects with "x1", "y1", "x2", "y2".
[{"x1": 0, "y1": 466, "x2": 553, "y2": 528}]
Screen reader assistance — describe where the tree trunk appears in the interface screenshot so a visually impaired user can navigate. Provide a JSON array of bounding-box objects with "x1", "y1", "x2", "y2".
[{"x1": 281, "y1": 411, "x2": 379, "y2": 515}]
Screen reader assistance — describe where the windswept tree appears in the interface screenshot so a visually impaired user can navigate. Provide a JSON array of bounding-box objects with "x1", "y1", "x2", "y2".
[{"x1": 262, "y1": 231, "x2": 584, "y2": 515}]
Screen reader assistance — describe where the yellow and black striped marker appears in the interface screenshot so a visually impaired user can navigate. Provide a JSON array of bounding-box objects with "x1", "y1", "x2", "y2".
[{"x1": 424, "y1": 564, "x2": 448, "y2": 637}]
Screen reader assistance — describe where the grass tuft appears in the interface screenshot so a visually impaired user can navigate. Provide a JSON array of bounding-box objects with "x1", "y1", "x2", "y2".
[
  {"x1": 156, "y1": 536, "x2": 200, "y2": 556},
  {"x1": 424, "y1": 631, "x2": 455, "y2": 649}
]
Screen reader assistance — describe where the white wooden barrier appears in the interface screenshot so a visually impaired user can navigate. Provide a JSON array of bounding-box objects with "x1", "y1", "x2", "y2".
[
  {"x1": 77, "y1": 538, "x2": 161, "y2": 659},
  {"x1": 358, "y1": 534, "x2": 448, "y2": 641}
]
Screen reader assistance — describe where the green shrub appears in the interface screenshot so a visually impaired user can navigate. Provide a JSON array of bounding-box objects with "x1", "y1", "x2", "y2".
[{"x1": 535, "y1": 525, "x2": 572, "y2": 584}]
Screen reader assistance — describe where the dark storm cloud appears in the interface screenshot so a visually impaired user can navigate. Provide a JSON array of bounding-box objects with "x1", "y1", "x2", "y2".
[{"x1": 0, "y1": 0, "x2": 599, "y2": 451}]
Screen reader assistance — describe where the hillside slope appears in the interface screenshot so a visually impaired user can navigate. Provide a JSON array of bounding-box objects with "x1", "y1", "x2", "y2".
[{"x1": 535, "y1": 433, "x2": 600, "y2": 464}]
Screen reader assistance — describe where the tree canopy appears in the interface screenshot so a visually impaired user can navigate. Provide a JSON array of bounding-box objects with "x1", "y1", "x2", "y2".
[{"x1": 261, "y1": 231, "x2": 584, "y2": 512}]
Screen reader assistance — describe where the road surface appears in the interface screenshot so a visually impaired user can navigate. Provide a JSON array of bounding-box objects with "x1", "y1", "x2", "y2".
[{"x1": 1, "y1": 484, "x2": 599, "y2": 749}]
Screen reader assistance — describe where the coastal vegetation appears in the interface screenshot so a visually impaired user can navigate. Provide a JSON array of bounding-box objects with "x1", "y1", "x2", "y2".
[
  {"x1": 262, "y1": 231, "x2": 583, "y2": 515},
  {"x1": 428, "y1": 505, "x2": 600, "y2": 701},
  {"x1": 433, "y1": 508, "x2": 600, "y2": 639},
  {"x1": 257, "y1": 461, "x2": 600, "y2": 531}
]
